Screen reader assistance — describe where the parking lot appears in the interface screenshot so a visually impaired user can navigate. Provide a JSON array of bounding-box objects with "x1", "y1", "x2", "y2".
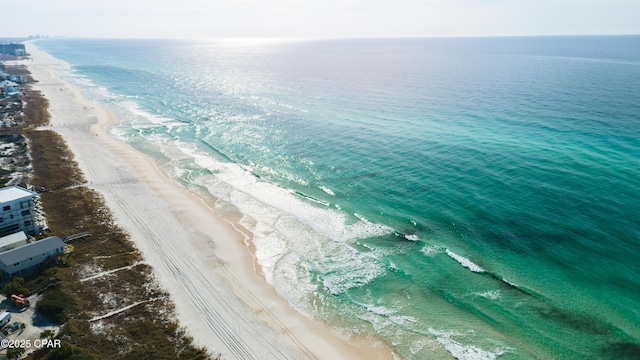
[{"x1": 0, "y1": 294, "x2": 59, "y2": 358}]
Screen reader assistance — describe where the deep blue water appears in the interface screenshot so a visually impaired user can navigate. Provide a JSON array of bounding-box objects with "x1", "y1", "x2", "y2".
[{"x1": 36, "y1": 36, "x2": 640, "y2": 359}]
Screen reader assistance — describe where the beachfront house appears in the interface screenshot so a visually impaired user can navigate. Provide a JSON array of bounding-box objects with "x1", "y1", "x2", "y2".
[
  {"x1": 0, "y1": 186, "x2": 38, "y2": 236},
  {"x1": 0, "y1": 236, "x2": 65, "y2": 279},
  {"x1": 7, "y1": 75, "x2": 27, "y2": 84},
  {"x1": 0, "y1": 80, "x2": 20, "y2": 96}
]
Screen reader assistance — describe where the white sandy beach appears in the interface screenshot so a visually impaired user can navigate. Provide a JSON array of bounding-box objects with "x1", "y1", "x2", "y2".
[{"x1": 21, "y1": 44, "x2": 390, "y2": 360}]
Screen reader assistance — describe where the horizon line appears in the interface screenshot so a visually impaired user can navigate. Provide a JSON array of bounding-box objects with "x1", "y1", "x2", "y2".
[{"x1": 3, "y1": 32, "x2": 640, "y2": 42}]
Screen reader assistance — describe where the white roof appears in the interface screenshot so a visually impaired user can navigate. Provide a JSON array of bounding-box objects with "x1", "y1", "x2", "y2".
[
  {"x1": 0, "y1": 231, "x2": 27, "y2": 248},
  {"x1": 0, "y1": 236, "x2": 65, "y2": 266},
  {"x1": 0, "y1": 186, "x2": 36, "y2": 203}
]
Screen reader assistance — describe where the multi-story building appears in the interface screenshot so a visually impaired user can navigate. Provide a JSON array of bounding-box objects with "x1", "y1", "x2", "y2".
[
  {"x1": 0, "y1": 186, "x2": 38, "y2": 236},
  {"x1": 0, "y1": 80, "x2": 20, "y2": 96},
  {"x1": 0, "y1": 43, "x2": 26, "y2": 57}
]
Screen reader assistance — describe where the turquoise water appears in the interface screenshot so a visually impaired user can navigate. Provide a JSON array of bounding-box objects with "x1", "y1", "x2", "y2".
[{"x1": 36, "y1": 37, "x2": 640, "y2": 359}]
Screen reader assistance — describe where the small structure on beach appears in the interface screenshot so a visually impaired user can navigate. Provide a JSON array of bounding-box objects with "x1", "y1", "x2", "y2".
[
  {"x1": 0, "y1": 236, "x2": 65, "y2": 280},
  {"x1": 0, "y1": 186, "x2": 38, "y2": 236}
]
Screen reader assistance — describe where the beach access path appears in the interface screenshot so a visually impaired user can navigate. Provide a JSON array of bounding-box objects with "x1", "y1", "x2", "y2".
[{"x1": 22, "y1": 44, "x2": 388, "y2": 360}]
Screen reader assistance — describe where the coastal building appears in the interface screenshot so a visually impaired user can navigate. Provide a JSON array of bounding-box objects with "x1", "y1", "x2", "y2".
[
  {"x1": 0, "y1": 186, "x2": 38, "y2": 236},
  {"x1": 0, "y1": 231, "x2": 28, "y2": 253},
  {"x1": 0, "y1": 236, "x2": 65, "y2": 279},
  {"x1": 0, "y1": 80, "x2": 20, "y2": 96},
  {"x1": 0, "y1": 44, "x2": 26, "y2": 57},
  {"x1": 7, "y1": 75, "x2": 27, "y2": 84}
]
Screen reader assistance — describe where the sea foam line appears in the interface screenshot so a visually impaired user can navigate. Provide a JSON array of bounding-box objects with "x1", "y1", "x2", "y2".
[
  {"x1": 446, "y1": 249, "x2": 485, "y2": 273},
  {"x1": 429, "y1": 328, "x2": 507, "y2": 360},
  {"x1": 167, "y1": 143, "x2": 393, "y2": 296}
]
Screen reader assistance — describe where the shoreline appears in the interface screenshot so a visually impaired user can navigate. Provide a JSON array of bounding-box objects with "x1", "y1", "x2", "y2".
[{"x1": 23, "y1": 43, "x2": 392, "y2": 360}]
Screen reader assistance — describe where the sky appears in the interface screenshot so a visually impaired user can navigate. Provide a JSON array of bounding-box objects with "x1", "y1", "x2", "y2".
[{"x1": 5, "y1": 0, "x2": 640, "y2": 39}]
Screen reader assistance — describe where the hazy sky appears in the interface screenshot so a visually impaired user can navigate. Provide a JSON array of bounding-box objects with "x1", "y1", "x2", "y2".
[{"x1": 6, "y1": 0, "x2": 640, "y2": 38}]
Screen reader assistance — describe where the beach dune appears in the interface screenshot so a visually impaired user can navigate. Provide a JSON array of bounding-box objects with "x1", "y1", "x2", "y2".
[{"x1": 24, "y1": 44, "x2": 388, "y2": 360}]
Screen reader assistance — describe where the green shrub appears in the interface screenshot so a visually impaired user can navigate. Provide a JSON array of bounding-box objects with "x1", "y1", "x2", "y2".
[
  {"x1": 6, "y1": 347, "x2": 25, "y2": 360},
  {"x1": 3, "y1": 277, "x2": 29, "y2": 297},
  {"x1": 46, "y1": 342, "x2": 94, "y2": 360},
  {"x1": 36, "y1": 286, "x2": 75, "y2": 324}
]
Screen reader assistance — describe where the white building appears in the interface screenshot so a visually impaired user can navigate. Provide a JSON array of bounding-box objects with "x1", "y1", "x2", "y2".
[
  {"x1": 0, "y1": 186, "x2": 38, "y2": 236},
  {"x1": 0, "y1": 80, "x2": 20, "y2": 96},
  {"x1": 0, "y1": 236, "x2": 65, "y2": 278}
]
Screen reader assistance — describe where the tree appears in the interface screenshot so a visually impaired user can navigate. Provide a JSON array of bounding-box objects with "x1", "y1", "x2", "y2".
[
  {"x1": 6, "y1": 346, "x2": 25, "y2": 360},
  {"x1": 45, "y1": 342, "x2": 79, "y2": 360},
  {"x1": 2, "y1": 277, "x2": 29, "y2": 297},
  {"x1": 40, "y1": 329, "x2": 56, "y2": 340}
]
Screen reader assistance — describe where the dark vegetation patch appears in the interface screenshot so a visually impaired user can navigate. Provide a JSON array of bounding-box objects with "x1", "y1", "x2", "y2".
[
  {"x1": 3, "y1": 276, "x2": 30, "y2": 297},
  {"x1": 35, "y1": 285, "x2": 76, "y2": 324},
  {"x1": 27, "y1": 131, "x2": 85, "y2": 191}
]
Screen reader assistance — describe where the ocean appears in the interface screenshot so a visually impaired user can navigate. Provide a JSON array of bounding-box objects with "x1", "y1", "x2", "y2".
[{"x1": 35, "y1": 36, "x2": 640, "y2": 359}]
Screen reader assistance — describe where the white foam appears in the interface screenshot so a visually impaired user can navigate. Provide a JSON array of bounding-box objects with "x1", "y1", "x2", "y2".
[
  {"x1": 238, "y1": 214, "x2": 257, "y2": 232},
  {"x1": 353, "y1": 212, "x2": 370, "y2": 223},
  {"x1": 294, "y1": 192, "x2": 330, "y2": 207},
  {"x1": 171, "y1": 146, "x2": 390, "y2": 295},
  {"x1": 429, "y1": 328, "x2": 502, "y2": 360},
  {"x1": 389, "y1": 315, "x2": 418, "y2": 326},
  {"x1": 410, "y1": 339, "x2": 440, "y2": 356},
  {"x1": 113, "y1": 100, "x2": 185, "y2": 133},
  {"x1": 117, "y1": 99, "x2": 174, "y2": 125},
  {"x1": 179, "y1": 144, "x2": 392, "y2": 243},
  {"x1": 319, "y1": 185, "x2": 335, "y2": 196},
  {"x1": 421, "y1": 245, "x2": 443, "y2": 256},
  {"x1": 364, "y1": 304, "x2": 395, "y2": 317},
  {"x1": 271, "y1": 251, "x2": 316, "y2": 311},
  {"x1": 405, "y1": 234, "x2": 419, "y2": 241},
  {"x1": 252, "y1": 221, "x2": 291, "y2": 283},
  {"x1": 473, "y1": 290, "x2": 502, "y2": 301},
  {"x1": 446, "y1": 249, "x2": 485, "y2": 273}
]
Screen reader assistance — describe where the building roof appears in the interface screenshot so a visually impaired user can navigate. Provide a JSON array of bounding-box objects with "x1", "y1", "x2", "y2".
[
  {"x1": 0, "y1": 231, "x2": 27, "y2": 249},
  {"x1": 0, "y1": 186, "x2": 36, "y2": 204},
  {"x1": 0, "y1": 236, "x2": 64, "y2": 266}
]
